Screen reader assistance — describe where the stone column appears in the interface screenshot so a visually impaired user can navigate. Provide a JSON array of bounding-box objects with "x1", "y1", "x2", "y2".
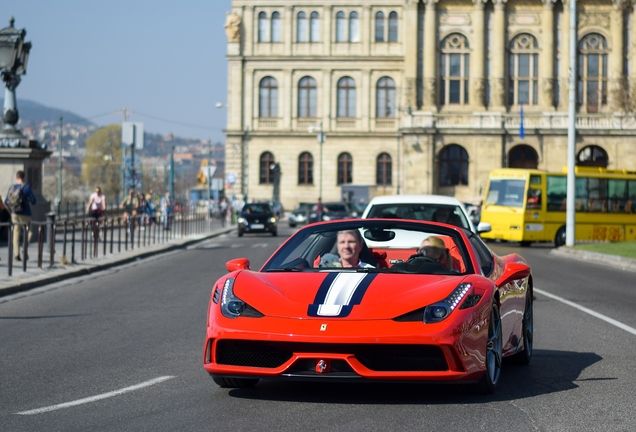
[
  {"x1": 558, "y1": 0, "x2": 570, "y2": 111},
  {"x1": 422, "y1": 0, "x2": 438, "y2": 109},
  {"x1": 610, "y1": 1, "x2": 625, "y2": 109},
  {"x1": 491, "y1": 0, "x2": 507, "y2": 110},
  {"x1": 541, "y1": 0, "x2": 555, "y2": 109},
  {"x1": 362, "y1": 5, "x2": 371, "y2": 56},
  {"x1": 284, "y1": 6, "x2": 293, "y2": 56},
  {"x1": 471, "y1": 0, "x2": 486, "y2": 109},
  {"x1": 404, "y1": 0, "x2": 420, "y2": 109}
]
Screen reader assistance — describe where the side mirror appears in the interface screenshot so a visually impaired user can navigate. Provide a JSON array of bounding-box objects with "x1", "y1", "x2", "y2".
[
  {"x1": 495, "y1": 262, "x2": 531, "y2": 287},
  {"x1": 226, "y1": 258, "x2": 251, "y2": 272},
  {"x1": 477, "y1": 222, "x2": 492, "y2": 234}
]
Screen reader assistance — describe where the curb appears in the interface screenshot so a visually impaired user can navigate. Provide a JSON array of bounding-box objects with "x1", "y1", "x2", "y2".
[
  {"x1": 0, "y1": 226, "x2": 235, "y2": 297},
  {"x1": 550, "y1": 246, "x2": 636, "y2": 273}
]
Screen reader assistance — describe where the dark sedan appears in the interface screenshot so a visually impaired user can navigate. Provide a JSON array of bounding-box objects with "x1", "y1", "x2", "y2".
[{"x1": 237, "y1": 203, "x2": 278, "y2": 237}]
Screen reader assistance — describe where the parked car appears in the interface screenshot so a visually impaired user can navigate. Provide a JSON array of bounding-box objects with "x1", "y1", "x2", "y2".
[
  {"x1": 311, "y1": 201, "x2": 352, "y2": 222},
  {"x1": 361, "y1": 194, "x2": 491, "y2": 234},
  {"x1": 348, "y1": 202, "x2": 367, "y2": 218},
  {"x1": 288, "y1": 202, "x2": 314, "y2": 227},
  {"x1": 237, "y1": 203, "x2": 278, "y2": 237},
  {"x1": 204, "y1": 218, "x2": 532, "y2": 393}
]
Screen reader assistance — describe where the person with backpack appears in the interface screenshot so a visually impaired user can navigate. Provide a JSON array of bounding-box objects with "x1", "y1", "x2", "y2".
[{"x1": 4, "y1": 171, "x2": 37, "y2": 261}]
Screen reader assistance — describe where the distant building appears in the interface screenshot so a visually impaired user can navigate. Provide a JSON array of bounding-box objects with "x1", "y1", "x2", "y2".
[{"x1": 225, "y1": 0, "x2": 636, "y2": 209}]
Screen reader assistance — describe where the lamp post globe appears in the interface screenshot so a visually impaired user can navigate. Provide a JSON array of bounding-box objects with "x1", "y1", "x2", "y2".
[{"x1": 0, "y1": 17, "x2": 31, "y2": 145}]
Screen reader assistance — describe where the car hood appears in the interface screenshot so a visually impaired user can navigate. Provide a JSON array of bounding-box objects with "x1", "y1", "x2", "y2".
[{"x1": 233, "y1": 271, "x2": 470, "y2": 320}]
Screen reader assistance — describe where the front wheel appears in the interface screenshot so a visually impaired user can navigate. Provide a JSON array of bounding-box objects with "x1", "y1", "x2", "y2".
[
  {"x1": 272, "y1": 229, "x2": 278, "y2": 237},
  {"x1": 473, "y1": 301, "x2": 503, "y2": 394},
  {"x1": 554, "y1": 226, "x2": 566, "y2": 247},
  {"x1": 212, "y1": 376, "x2": 259, "y2": 388},
  {"x1": 238, "y1": 229, "x2": 244, "y2": 237},
  {"x1": 510, "y1": 287, "x2": 533, "y2": 365}
]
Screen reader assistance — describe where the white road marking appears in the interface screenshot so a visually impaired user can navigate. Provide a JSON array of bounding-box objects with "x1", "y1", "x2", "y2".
[
  {"x1": 252, "y1": 243, "x2": 268, "y2": 248},
  {"x1": 230, "y1": 243, "x2": 244, "y2": 248},
  {"x1": 535, "y1": 288, "x2": 636, "y2": 337},
  {"x1": 15, "y1": 376, "x2": 175, "y2": 415}
]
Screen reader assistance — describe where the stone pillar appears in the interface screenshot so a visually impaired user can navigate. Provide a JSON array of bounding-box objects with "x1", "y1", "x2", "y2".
[
  {"x1": 541, "y1": 0, "x2": 555, "y2": 109},
  {"x1": 422, "y1": 0, "x2": 437, "y2": 109},
  {"x1": 610, "y1": 1, "x2": 625, "y2": 109},
  {"x1": 284, "y1": 6, "x2": 293, "y2": 56},
  {"x1": 491, "y1": 0, "x2": 507, "y2": 110},
  {"x1": 404, "y1": 0, "x2": 420, "y2": 109},
  {"x1": 558, "y1": 0, "x2": 570, "y2": 111},
  {"x1": 471, "y1": 0, "x2": 486, "y2": 109},
  {"x1": 362, "y1": 5, "x2": 371, "y2": 56}
]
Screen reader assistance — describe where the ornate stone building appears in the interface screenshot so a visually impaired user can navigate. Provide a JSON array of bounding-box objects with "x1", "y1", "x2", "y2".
[{"x1": 225, "y1": 0, "x2": 636, "y2": 209}]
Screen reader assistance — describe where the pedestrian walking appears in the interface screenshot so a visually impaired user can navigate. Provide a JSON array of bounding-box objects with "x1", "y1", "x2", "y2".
[
  {"x1": 4, "y1": 170, "x2": 37, "y2": 261},
  {"x1": 313, "y1": 197, "x2": 324, "y2": 223},
  {"x1": 219, "y1": 196, "x2": 228, "y2": 227},
  {"x1": 160, "y1": 191, "x2": 172, "y2": 230},
  {"x1": 86, "y1": 187, "x2": 106, "y2": 219}
]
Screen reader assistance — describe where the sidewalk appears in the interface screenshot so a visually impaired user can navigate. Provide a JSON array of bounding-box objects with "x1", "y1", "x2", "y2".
[
  {"x1": 0, "y1": 225, "x2": 235, "y2": 297},
  {"x1": 551, "y1": 246, "x2": 636, "y2": 273}
]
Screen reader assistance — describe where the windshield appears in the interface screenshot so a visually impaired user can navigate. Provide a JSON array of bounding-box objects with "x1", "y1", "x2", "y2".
[
  {"x1": 485, "y1": 179, "x2": 527, "y2": 207},
  {"x1": 365, "y1": 203, "x2": 470, "y2": 230},
  {"x1": 325, "y1": 204, "x2": 348, "y2": 212},
  {"x1": 243, "y1": 204, "x2": 271, "y2": 213},
  {"x1": 262, "y1": 220, "x2": 473, "y2": 275}
]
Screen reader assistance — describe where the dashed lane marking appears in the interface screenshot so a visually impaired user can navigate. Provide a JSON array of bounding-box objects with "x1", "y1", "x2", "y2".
[
  {"x1": 15, "y1": 376, "x2": 176, "y2": 415},
  {"x1": 252, "y1": 243, "x2": 269, "y2": 248},
  {"x1": 535, "y1": 287, "x2": 636, "y2": 337}
]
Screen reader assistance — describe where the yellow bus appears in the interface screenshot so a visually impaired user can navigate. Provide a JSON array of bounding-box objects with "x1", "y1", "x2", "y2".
[{"x1": 480, "y1": 167, "x2": 636, "y2": 247}]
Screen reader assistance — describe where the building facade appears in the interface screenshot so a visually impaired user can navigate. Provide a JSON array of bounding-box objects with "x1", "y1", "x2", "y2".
[{"x1": 225, "y1": 0, "x2": 636, "y2": 209}]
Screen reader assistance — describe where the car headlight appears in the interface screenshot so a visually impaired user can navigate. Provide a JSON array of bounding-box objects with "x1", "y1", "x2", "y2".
[
  {"x1": 322, "y1": 215, "x2": 331, "y2": 221},
  {"x1": 270, "y1": 217, "x2": 276, "y2": 223},
  {"x1": 423, "y1": 282, "x2": 473, "y2": 324},
  {"x1": 220, "y1": 278, "x2": 245, "y2": 318},
  {"x1": 237, "y1": 217, "x2": 248, "y2": 225}
]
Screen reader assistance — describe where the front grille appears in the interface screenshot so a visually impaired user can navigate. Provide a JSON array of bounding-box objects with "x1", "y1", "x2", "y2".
[{"x1": 215, "y1": 340, "x2": 448, "y2": 371}]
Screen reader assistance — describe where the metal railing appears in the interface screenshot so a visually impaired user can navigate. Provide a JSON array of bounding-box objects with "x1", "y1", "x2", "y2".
[{"x1": 0, "y1": 210, "x2": 232, "y2": 277}]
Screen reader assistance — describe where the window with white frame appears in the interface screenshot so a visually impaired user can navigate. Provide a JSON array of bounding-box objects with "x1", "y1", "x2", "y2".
[
  {"x1": 577, "y1": 33, "x2": 608, "y2": 113},
  {"x1": 258, "y1": 12, "x2": 269, "y2": 42},
  {"x1": 388, "y1": 12, "x2": 398, "y2": 42},
  {"x1": 376, "y1": 77, "x2": 396, "y2": 118},
  {"x1": 337, "y1": 77, "x2": 356, "y2": 118},
  {"x1": 508, "y1": 33, "x2": 539, "y2": 106},
  {"x1": 349, "y1": 12, "x2": 360, "y2": 42},
  {"x1": 439, "y1": 33, "x2": 470, "y2": 105},
  {"x1": 259, "y1": 77, "x2": 278, "y2": 118},
  {"x1": 297, "y1": 12, "x2": 308, "y2": 42},
  {"x1": 375, "y1": 12, "x2": 385, "y2": 42},
  {"x1": 310, "y1": 12, "x2": 320, "y2": 42},
  {"x1": 298, "y1": 76, "x2": 317, "y2": 118},
  {"x1": 336, "y1": 11, "x2": 346, "y2": 42},
  {"x1": 271, "y1": 11, "x2": 281, "y2": 42}
]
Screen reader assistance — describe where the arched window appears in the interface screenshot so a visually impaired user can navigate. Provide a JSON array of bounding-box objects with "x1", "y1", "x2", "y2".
[
  {"x1": 349, "y1": 12, "x2": 360, "y2": 43},
  {"x1": 375, "y1": 12, "x2": 385, "y2": 42},
  {"x1": 376, "y1": 153, "x2": 392, "y2": 186},
  {"x1": 298, "y1": 152, "x2": 314, "y2": 185},
  {"x1": 259, "y1": 77, "x2": 278, "y2": 118},
  {"x1": 297, "y1": 12, "x2": 308, "y2": 42},
  {"x1": 388, "y1": 12, "x2": 398, "y2": 42},
  {"x1": 440, "y1": 33, "x2": 470, "y2": 105},
  {"x1": 310, "y1": 12, "x2": 320, "y2": 42},
  {"x1": 338, "y1": 153, "x2": 353, "y2": 185},
  {"x1": 509, "y1": 33, "x2": 539, "y2": 106},
  {"x1": 578, "y1": 33, "x2": 609, "y2": 113},
  {"x1": 258, "y1": 12, "x2": 269, "y2": 42},
  {"x1": 508, "y1": 144, "x2": 539, "y2": 169},
  {"x1": 259, "y1": 152, "x2": 275, "y2": 184},
  {"x1": 376, "y1": 77, "x2": 396, "y2": 118},
  {"x1": 298, "y1": 76, "x2": 317, "y2": 118},
  {"x1": 577, "y1": 145, "x2": 608, "y2": 167},
  {"x1": 439, "y1": 145, "x2": 469, "y2": 186},
  {"x1": 336, "y1": 11, "x2": 346, "y2": 42},
  {"x1": 337, "y1": 77, "x2": 356, "y2": 118},
  {"x1": 271, "y1": 11, "x2": 281, "y2": 42}
]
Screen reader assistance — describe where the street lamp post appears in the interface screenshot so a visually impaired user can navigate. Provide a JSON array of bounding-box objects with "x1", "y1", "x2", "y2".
[
  {"x1": 241, "y1": 127, "x2": 250, "y2": 203},
  {"x1": 0, "y1": 17, "x2": 32, "y2": 145},
  {"x1": 58, "y1": 116, "x2": 63, "y2": 205},
  {"x1": 309, "y1": 122, "x2": 325, "y2": 199}
]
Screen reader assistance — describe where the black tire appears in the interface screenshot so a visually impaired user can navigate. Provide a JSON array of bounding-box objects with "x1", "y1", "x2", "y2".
[
  {"x1": 272, "y1": 229, "x2": 278, "y2": 237},
  {"x1": 473, "y1": 301, "x2": 503, "y2": 394},
  {"x1": 555, "y1": 226, "x2": 566, "y2": 247},
  {"x1": 288, "y1": 223, "x2": 296, "y2": 228},
  {"x1": 510, "y1": 287, "x2": 533, "y2": 365},
  {"x1": 238, "y1": 229, "x2": 244, "y2": 237},
  {"x1": 212, "y1": 376, "x2": 259, "y2": 388},
  {"x1": 519, "y1": 241, "x2": 532, "y2": 247}
]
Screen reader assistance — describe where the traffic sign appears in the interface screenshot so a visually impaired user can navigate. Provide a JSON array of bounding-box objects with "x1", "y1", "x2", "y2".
[{"x1": 226, "y1": 173, "x2": 237, "y2": 185}]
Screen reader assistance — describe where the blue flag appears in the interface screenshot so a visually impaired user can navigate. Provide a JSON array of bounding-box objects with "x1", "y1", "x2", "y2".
[{"x1": 519, "y1": 103, "x2": 525, "y2": 139}]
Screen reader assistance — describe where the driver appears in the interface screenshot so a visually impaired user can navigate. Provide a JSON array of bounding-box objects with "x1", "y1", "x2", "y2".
[
  {"x1": 320, "y1": 230, "x2": 374, "y2": 268},
  {"x1": 418, "y1": 236, "x2": 453, "y2": 271}
]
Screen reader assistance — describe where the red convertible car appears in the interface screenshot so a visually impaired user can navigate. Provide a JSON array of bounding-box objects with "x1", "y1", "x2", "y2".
[{"x1": 203, "y1": 219, "x2": 532, "y2": 393}]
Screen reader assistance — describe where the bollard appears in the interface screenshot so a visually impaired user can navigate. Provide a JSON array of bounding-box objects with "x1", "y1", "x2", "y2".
[{"x1": 46, "y1": 212, "x2": 56, "y2": 268}]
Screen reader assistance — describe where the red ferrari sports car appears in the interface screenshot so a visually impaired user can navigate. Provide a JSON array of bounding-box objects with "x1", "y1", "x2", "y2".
[{"x1": 203, "y1": 219, "x2": 532, "y2": 393}]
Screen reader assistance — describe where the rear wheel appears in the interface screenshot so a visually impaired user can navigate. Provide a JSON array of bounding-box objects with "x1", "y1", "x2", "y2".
[
  {"x1": 272, "y1": 229, "x2": 277, "y2": 236},
  {"x1": 212, "y1": 376, "x2": 259, "y2": 388},
  {"x1": 555, "y1": 226, "x2": 566, "y2": 247},
  {"x1": 510, "y1": 287, "x2": 533, "y2": 365},
  {"x1": 519, "y1": 241, "x2": 532, "y2": 247},
  {"x1": 473, "y1": 301, "x2": 503, "y2": 394},
  {"x1": 238, "y1": 229, "x2": 244, "y2": 237}
]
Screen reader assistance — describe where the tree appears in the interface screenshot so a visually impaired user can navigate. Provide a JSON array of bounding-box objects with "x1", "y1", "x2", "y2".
[{"x1": 82, "y1": 125, "x2": 123, "y2": 202}]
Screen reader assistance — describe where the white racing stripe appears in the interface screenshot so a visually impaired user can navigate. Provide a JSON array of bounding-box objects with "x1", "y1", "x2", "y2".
[
  {"x1": 15, "y1": 376, "x2": 175, "y2": 415},
  {"x1": 317, "y1": 273, "x2": 367, "y2": 317},
  {"x1": 535, "y1": 288, "x2": 636, "y2": 337}
]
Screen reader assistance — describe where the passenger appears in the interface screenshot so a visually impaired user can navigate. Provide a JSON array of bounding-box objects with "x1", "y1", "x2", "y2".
[
  {"x1": 432, "y1": 207, "x2": 463, "y2": 228},
  {"x1": 418, "y1": 236, "x2": 453, "y2": 271},
  {"x1": 320, "y1": 230, "x2": 374, "y2": 268}
]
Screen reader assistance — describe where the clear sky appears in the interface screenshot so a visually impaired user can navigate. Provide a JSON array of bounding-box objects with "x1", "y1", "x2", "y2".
[{"x1": 4, "y1": 0, "x2": 232, "y2": 142}]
